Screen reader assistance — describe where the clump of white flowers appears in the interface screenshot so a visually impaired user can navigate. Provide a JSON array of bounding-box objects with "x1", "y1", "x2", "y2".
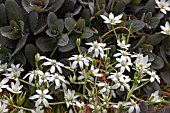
[
  {"x1": 0, "y1": 11, "x2": 168, "y2": 113},
  {"x1": 155, "y1": 0, "x2": 170, "y2": 14}
]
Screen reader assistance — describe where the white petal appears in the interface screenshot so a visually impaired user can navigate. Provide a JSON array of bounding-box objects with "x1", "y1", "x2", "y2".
[
  {"x1": 100, "y1": 15, "x2": 110, "y2": 22},
  {"x1": 129, "y1": 106, "x2": 134, "y2": 113},
  {"x1": 43, "y1": 98, "x2": 49, "y2": 107},
  {"x1": 115, "y1": 14, "x2": 123, "y2": 20},
  {"x1": 45, "y1": 95, "x2": 53, "y2": 99},
  {"x1": 43, "y1": 89, "x2": 49, "y2": 94},
  {"x1": 50, "y1": 66, "x2": 55, "y2": 73},
  {"x1": 36, "y1": 90, "x2": 42, "y2": 95},
  {"x1": 29, "y1": 95, "x2": 39, "y2": 100},
  {"x1": 35, "y1": 99, "x2": 42, "y2": 107}
]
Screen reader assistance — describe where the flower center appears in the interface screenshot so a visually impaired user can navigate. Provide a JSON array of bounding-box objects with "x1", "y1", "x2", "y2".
[
  {"x1": 40, "y1": 93, "x2": 45, "y2": 98},
  {"x1": 121, "y1": 61, "x2": 126, "y2": 66},
  {"x1": 13, "y1": 86, "x2": 18, "y2": 92},
  {"x1": 167, "y1": 29, "x2": 170, "y2": 33},
  {"x1": 94, "y1": 44, "x2": 98, "y2": 48},
  {"x1": 161, "y1": 3, "x2": 165, "y2": 8},
  {"x1": 139, "y1": 63, "x2": 143, "y2": 67},
  {"x1": 76, "y1": 56, "x2": 82, "y2": 61},
  {"x1": 110, "y1": 18, "x2": 115, "y2": 22}
]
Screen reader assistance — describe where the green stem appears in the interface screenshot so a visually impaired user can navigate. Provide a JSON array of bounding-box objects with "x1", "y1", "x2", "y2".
[
  {"x1": 50, "y1": 45, "x2": 58, "y2": 58},
  {"x1": 12, "y1": 105, "x2": 32, "y2": 111},
  {"x1": 134, "y1": 81, "x2": 149, "y2": 91},
  {"x1": 19, "y1": 79, "x2": 35, "y2": 87},
  {"x1": 112, "y1": 25, "x2": 118, "y2": 39},
  {"x1": 49, "y1": 101, "x2": 66, "y2": 105}
]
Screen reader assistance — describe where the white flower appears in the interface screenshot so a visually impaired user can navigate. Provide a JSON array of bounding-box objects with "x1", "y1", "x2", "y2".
[
  {"x1": 155, "y1": 0, "x2": 170, "y2": 14},
  {"x1": 7, "y1": 64, "x2": 24, "y2": 73},
  {"x1": 23, "y1": 70, "x2": 43, "y2": 83},
  {"x1": 90, "y1": 65, "x2": 103, "y2": 77},
  {"x1": 147, "y1": 70, "x2": 160, "y2": 83},
  {"x1": 38, "y1": 72, "x2": 52, "y2": 87},
  {"x1": 35, "y1": 53, "x2": 46, "y2": 61},
  {"x1": 112, "y1": 78, "x2": 130, "y2": 91},
  {"x1": 97, "y1": 82, "x2": 116, "y2": 98},
  {"x1": 149, "y1": 90, "x2": 163, "y2": 102},
  {"x1": 64, "y1": 89, "x2": 79, "y2": 108},
  {"x1": 0, "y1": 78, "x2": 9, "y2": 92},
  {"x1": 78, "y1": 69, "x2": 94, "y2": 81},
  {"x1": 43, "y1": 58, "x2": 64, "y2": 74},
  {"x1": 49, "y1": 73, "x2": 70, "y2": 90},
  {"x1": 7, "y1": 81, "x2": 23, "y2": 94},
  {"x1": 29, "y1": 89, "x2": 53, "y2": 107},
  {"x1": 160, "y1": 21, "x2": 170, "y2": 35},
  {"x1": 4, "y1": 64, "x2": 24, "y2": 81},
  {"x1": 31, "y1": 106, "x2": 44, "y2": 113},
  {"x1": 128, "y1": 99, "x2": 140, "y2": 113},
  {"x1": 86, "y1": 41, "x2": 109, "y2": 58},
  {"x1": 0, "y1": 101, "x2": 9, "y2": 113},
  {"x1": 100, "y1": 12, "x2": 123, "y2": 25},
  {"x1": 114, "y1": 49, "x2": 132, "y2": 62},
  {"x1": 0, "y1": 62, "x2": 7, "y2": 72},
  {"x1": 75, "y1": 101, "x2": 85, "y2": 110},
  {"x1": 68, "y1": 55, "x2": 91, "y2": 69},
  {"x1": 115, "y1": 57, "x2": 132, "y2": 73},
  {"x1": 117, "y1": 40, "x2": 130, "y2": 50},
  {"x1": 135, "y1": 54, "x2": 151, "y2": 73}
]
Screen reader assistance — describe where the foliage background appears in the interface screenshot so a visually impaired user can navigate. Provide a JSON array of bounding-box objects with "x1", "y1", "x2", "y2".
[{"x1": 0, "y1": 0, "x2": 170, "y2": 112}]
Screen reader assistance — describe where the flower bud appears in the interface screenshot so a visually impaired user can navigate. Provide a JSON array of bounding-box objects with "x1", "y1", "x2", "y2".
[
  {"x1": 76, "y1": 38, "x2": 81, "y2": 47},
  {"x1": 17, "y1": 92, "x2": 26, "y2": 106}
]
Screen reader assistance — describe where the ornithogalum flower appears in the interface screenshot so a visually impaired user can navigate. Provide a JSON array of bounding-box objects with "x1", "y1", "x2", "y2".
[
  {"x1": 7, "y1": 81, "x2": 23, "y2": 94},
  {"x1": 68, "y1": 55, "x2": 91, "y2": 69},
  {"x1": 160, "y1": 21, "x2": 170, "y2": 35},
  {"x1": 155, "y1": 0, "x2": 170, "y2": 14},
  {"x1": 29, "y1": 89, "x2": 53, "y2": 107},
  {"x1": 100, "y1": 13, "x2": 123, "y2": 25}
]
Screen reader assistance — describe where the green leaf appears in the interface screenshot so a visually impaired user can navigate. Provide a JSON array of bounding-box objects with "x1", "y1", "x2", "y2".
[
  {"x1": 122, "y1": 0, "x2": 131, "y2": 4},
  {"x1": 55, "y1": 19, "x2": 64, "y2": 34},
  {"x1": 149, "y1": 17, "x2": 160, "y2": 28},
  {"x1": 143, "y1": 82, "x2": 161, "y2": 95},
  {"x1": 0, "y1": 3, "x2": 7, "y2": 26},
  {"x1": 46, "y1": 0, "x2": 64, "y2": 12},
  {"x1": 81, "y1": 27, "x2": 94, "y2": 39},
  {"x1": 151, "y1": 54, "x2": 164, "y2": 69},
  {"x1": 34, "y1": 14, "x2": 47, "y2": 35},
  {"x1": 65, "y1": 17, "x2": 76, "y2": 32},
  {"x1": 144, "y1": 0, "x2": 155, "y2": 13},
  {"x1": 25, "y1": 44, "x2": 44, "y2": 67},
  {"x1": 125, "y1": 19, "x2": 145, "y2": 32},
  {"x1": 144, "y1": 33, "x2": 165, "y2": 46},
  {"x1": 59, "y1": 36, "x2": 76, "y2": 52},
  {"x1": 13, "y1": 51, "x2": 26, "y2": 65},
  {"x1": 113, "y1": 1, "x2": 125, "y2": 15},
  {"x1": 130, "y1": 0, "x2": 141, "y2": 5},
  {"x1": 29, "y1": 11, "x2": 38, "y2": 33},
  {"x1": 47, "y1": 12, "x2": 58, "y2": 26},
  {"x1": 0, "y1": 26, "x2": 21, "y2": 40},
  {"x1": 0, "y1": 32, "x2": 17, "y2": 48},
  {"x1": 160, "y1": 70, "x2": 170, "y2": 84},
  {"x1": 21, "y1": 0, "x2": 33, "y2": 13},
  {"x1": 58, "y1": 34, "x2": 69, "y2": 46},
  {"x1": 5, "y1": 0, "x2": 27, "y2": 24},
  {"x1": 76, "y1": 18, "x2": 86, "y2": 29},
  {"x1": 36, "y1": 37, "x2": 57, "y2": 52},
  {"x1": 12, "y1": 33, "x2": 29, "y2": 56}
]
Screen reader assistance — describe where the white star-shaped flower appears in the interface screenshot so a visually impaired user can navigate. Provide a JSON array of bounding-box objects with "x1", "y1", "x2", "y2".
[
  {"x1": 43, "y1": 58, "x2": 64, "y2": 74},
  {"x1": 147, "y1": 70, "x2": 160, "y2": 83},
  {"x1": 29, "y1": 89, "x2": 53, "y2": 107},
  {"x1": 155, "y1": 0, "x2": 170, "y2": 14},
  {"x1": 86, "y1": 41, "x2": 109, "y2": 58},
  {"x1": 68, "y1": 55, "x2": 91, "y2": 69},
  {"x1": 160, "y1": 21, "x2": 170, "y2": 35},
  {"x1": 115, "y1": 57, "x2": 132, "y2": 73},
  {"x1": 117, "y1": 40, "x2": 130, "y2": 50},
  {"x1": 100, "y1": 12, "x2": 123, "y2": 25},
  {"x1": 7, "y1": 81, "x2": 23, "y2": 94}
]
